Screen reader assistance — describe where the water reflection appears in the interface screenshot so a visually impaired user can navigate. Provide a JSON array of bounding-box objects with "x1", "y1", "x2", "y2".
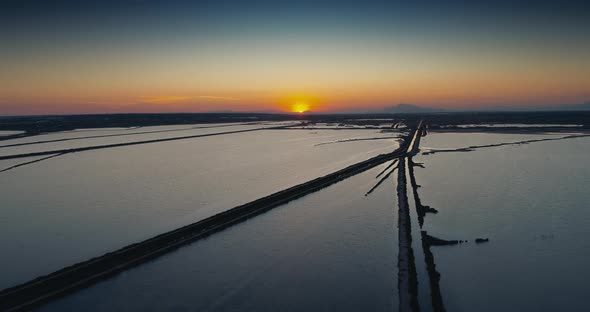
[{"x1": 414, "y1": 134, "x2": 590, "y2": 311}]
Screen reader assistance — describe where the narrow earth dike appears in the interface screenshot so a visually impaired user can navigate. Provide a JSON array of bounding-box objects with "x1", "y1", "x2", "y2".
[
  {"x1": 397, "y1": 158, "x2": 420, "y2": 312},
  {"x1": 0, "y1": 125, "x2": 422, "y2": 311}
]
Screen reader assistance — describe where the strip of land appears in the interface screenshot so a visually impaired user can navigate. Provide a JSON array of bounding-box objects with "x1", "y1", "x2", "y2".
[
  {"x1": 396, "y1": 123, "x2": 423, "y2": 312},
  {"x1": 397, "y1": 158, "x2": 420, "y2": 312}
]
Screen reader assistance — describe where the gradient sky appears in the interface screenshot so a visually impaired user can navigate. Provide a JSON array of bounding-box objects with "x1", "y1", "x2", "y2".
[{"x1": 1, "y1": 0, "x2": 589, "y2": 115}]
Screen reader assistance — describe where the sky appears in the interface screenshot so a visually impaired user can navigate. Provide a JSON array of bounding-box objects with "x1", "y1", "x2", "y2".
[{"x1": 1, "y1": 0, "x2": 589, "y2": 115}]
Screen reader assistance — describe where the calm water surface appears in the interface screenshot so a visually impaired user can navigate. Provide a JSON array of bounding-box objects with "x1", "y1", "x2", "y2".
[
  {"x1": 0, "y1": 129, "x2": 398, "y2": 288},
  {"x1": 421, "y1": 132, "x2": 568, "y2": 150},
  {"x1": 4, "y1": 129, "x2": 588, "y2": 312},
  {"x1": 414, "y1": 134, "x2": 590, "y2": 311},
  {"x1": 39, "y1": 163, "x2": 400, "y2": 312},
  {"x1": 0, "y1": 122, "x2": 267, "y2": 146},
  {"x1": 0, "y1": 123, "x2": 290, "y2": 157}
]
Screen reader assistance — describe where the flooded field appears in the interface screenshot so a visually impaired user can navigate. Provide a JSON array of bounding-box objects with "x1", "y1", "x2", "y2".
[
  {"x1": 412, "y1": 133, "x2": 590, "y2": 311},
  {"x1": 1, "y1": 123, "x2": 589, "y2": 312},
  {"x1": 0, "y1": 128, "x2": 399, "y2": 288},
  {"x1": 0, "y1": 130, "x2": 24, "y2": 137},
  {"x1": 420, "y1": 132, "x2": 572, "y2": 151},
  {"x1": 0, "y1": 122, "x2": 275, "y2": 146},
  {"x1": 4, "y1": 0, "x2": 590, "y2": 308},
  {"x1": 39, "y1": 163, "x2": 400, "y2": 312},
  {"x1": 0, "y1": 123, "x2": 293, "y2": 157}
]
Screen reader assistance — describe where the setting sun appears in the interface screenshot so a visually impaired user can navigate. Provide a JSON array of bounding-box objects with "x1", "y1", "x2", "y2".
[{"x1": 292, "y1": 102, "x2": 310, "y2": 113}]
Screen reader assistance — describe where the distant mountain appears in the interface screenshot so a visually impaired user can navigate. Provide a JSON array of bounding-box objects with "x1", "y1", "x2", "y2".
[{"x1": 380, "y1": 104, "x2": 443, "y2": 114}]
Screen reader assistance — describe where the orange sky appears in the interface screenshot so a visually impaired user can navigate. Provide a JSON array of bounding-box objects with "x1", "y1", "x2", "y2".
[{"x1": 1, "y1": 2, "x2": 589, "y2": 115}]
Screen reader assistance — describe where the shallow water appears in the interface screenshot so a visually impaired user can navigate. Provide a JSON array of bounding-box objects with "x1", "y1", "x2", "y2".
[
  {"x1": 0, "y1": 123, "x2": 289, "y2": 157},
  {"x1": 0, "y1": 123, "x2": 262, "y2": 146},
  {"x1": 0, "y1": 130, "x2": 24, "y2": 136},
  {"x1": 5, "y1": 129, "x2": 588, "y2": 312},
  {"x1": 38, "y1": 163, "x2": 400, "y2": 312},
  {"x1": 413, "y1": 134, "x2": 590, "y2": 311},
  {"x1": 421, "y1": 132, "x2": 568, "y2": 151},
  {"x1": 0, "y1": 129, "x2": 398, "y2": 288},
  {"x1": 0, "y1": 155, "x2": 50, "y2": 170}
]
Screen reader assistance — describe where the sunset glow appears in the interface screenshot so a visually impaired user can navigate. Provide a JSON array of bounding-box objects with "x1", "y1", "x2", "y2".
[
  {"x1": 1, "y1": 1, "x2": 589, "y2": 115},
  {"x1": 292, "y1": 102, "x2": 310, "y2": 113}
]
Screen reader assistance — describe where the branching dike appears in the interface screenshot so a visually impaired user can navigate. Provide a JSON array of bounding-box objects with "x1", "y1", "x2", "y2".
[
  {"x1": 0, "y1": 124, "x2": 423, "y2": 312},
  {"x1": 396, "y1": 158, "x2": 420, "y2": 312},
  {"x1": 396, "y1": 122, "x2": 423, "y2": 312}
]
